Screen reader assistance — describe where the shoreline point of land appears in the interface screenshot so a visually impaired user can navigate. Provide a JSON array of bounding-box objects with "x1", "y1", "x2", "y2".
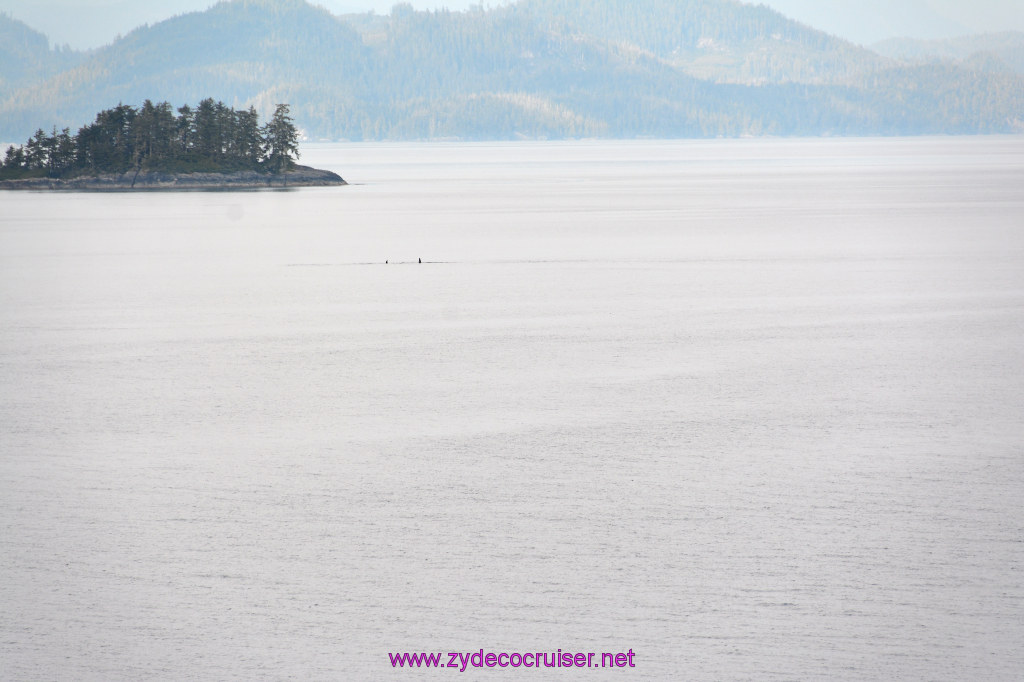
[{"x1": 0, "y1": 165, "x2": 346, "y2": 190}]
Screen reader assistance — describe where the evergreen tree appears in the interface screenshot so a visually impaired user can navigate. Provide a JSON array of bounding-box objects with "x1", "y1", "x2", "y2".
[
  {"x1": 235, "y1": 106, "x2": 263, "y2": 166},
  {"x1": 130, "y1": 100, "x2": 176, "y2": 169},
  {"x1": 50, "y1": 127, "x2": 76, "y2": 176},
  {"x1": 176, "y1": 104, "x2": 195, "y2": 156},
  {"x1": 262, "y1": 103, "x2": 300, "y2": 173},
  {"x1": 3, "y1": 145, "x2": 25, "y2": 169},
  {"x1": 24, "y1": 129, "x2": 49, "y2": 170},
  {"x1": 0, "y1": 145, "x2": 27, "y2": 179},
  {"x1": 194, "y1": 98, "x2": 220, "y2": 162}
]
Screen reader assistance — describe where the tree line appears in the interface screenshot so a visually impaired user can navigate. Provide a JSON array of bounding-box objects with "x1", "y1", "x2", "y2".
[{"x1": 1, "y1": 99, "x2": 300, "y2": 179}]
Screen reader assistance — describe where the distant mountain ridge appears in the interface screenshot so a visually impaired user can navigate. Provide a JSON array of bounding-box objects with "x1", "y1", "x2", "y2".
[
  {"x1": 0, "y1": 13, "x2": 82, "y2": 92},
  {"x1": 873, "y1": 32, "x2": 1024, "y2": 75},
  {"x1": 1, "y1": 0, "x2": 1021, "y2": 142},
  {"x1": 515, "y1": 0, "x2": 890, "y2": 84}
]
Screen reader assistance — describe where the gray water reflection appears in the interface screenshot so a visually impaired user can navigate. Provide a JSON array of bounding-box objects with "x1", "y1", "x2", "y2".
[{"x1": 1, "y1": 137, "x2": 1023, "y2": 680}]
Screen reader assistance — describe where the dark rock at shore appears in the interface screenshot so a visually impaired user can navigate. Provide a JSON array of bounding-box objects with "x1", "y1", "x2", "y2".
[{"x1": 0, "y1": 165, "x2": 346, "y2": 190}]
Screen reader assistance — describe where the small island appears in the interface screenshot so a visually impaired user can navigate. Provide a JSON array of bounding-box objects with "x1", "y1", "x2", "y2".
[{"x1": 0, "y1": 99, "x2": 345, "y2": 190}]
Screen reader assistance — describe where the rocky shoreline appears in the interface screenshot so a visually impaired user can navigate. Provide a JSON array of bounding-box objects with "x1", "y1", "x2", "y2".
[{"x1": 0, "y1": 165, "x2": 346, "y2": 190}]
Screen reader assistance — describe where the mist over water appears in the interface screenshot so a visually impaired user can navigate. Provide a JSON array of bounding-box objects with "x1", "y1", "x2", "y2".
[{"x1": 2, "y1": 137, "x2": 1023, "y2": 679}]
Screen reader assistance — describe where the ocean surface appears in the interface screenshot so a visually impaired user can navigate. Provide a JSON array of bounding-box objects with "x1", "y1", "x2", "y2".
[{"x1": 1, "y1": 138, "x2": 1023, "y2": 680}]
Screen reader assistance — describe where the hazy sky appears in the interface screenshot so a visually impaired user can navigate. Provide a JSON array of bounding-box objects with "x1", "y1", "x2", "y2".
[{"x1": 1, "y1": 0, "x2": 1022, "y2": 49}]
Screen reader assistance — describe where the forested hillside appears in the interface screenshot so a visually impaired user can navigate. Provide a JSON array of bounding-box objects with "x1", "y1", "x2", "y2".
[
  {"x1": 1, "y1": 0, "x2": 368, "y2": 140},
  {"x1": 1, "y1": 0, "x2": 1021, "y2": 142},
  {"x1": 0, "y1": 13, "x2": 82, "y2": 92},
  {"x1": 873, "y1": 32, "x2": 1024, "y2": 75},
  {"x1": 516, "y1": 0, "x2": 889, "y2": 84}
]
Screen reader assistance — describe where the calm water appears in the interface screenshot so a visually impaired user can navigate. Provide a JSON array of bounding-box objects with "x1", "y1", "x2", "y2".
[{"x1": 1, "y1": 138, "x2": 1023, "y2": 680}]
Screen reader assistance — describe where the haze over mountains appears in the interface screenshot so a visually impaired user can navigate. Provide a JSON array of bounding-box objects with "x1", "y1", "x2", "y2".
[{"x1": 1, "y1": 0, "x2": 1022, "y2": 142}]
